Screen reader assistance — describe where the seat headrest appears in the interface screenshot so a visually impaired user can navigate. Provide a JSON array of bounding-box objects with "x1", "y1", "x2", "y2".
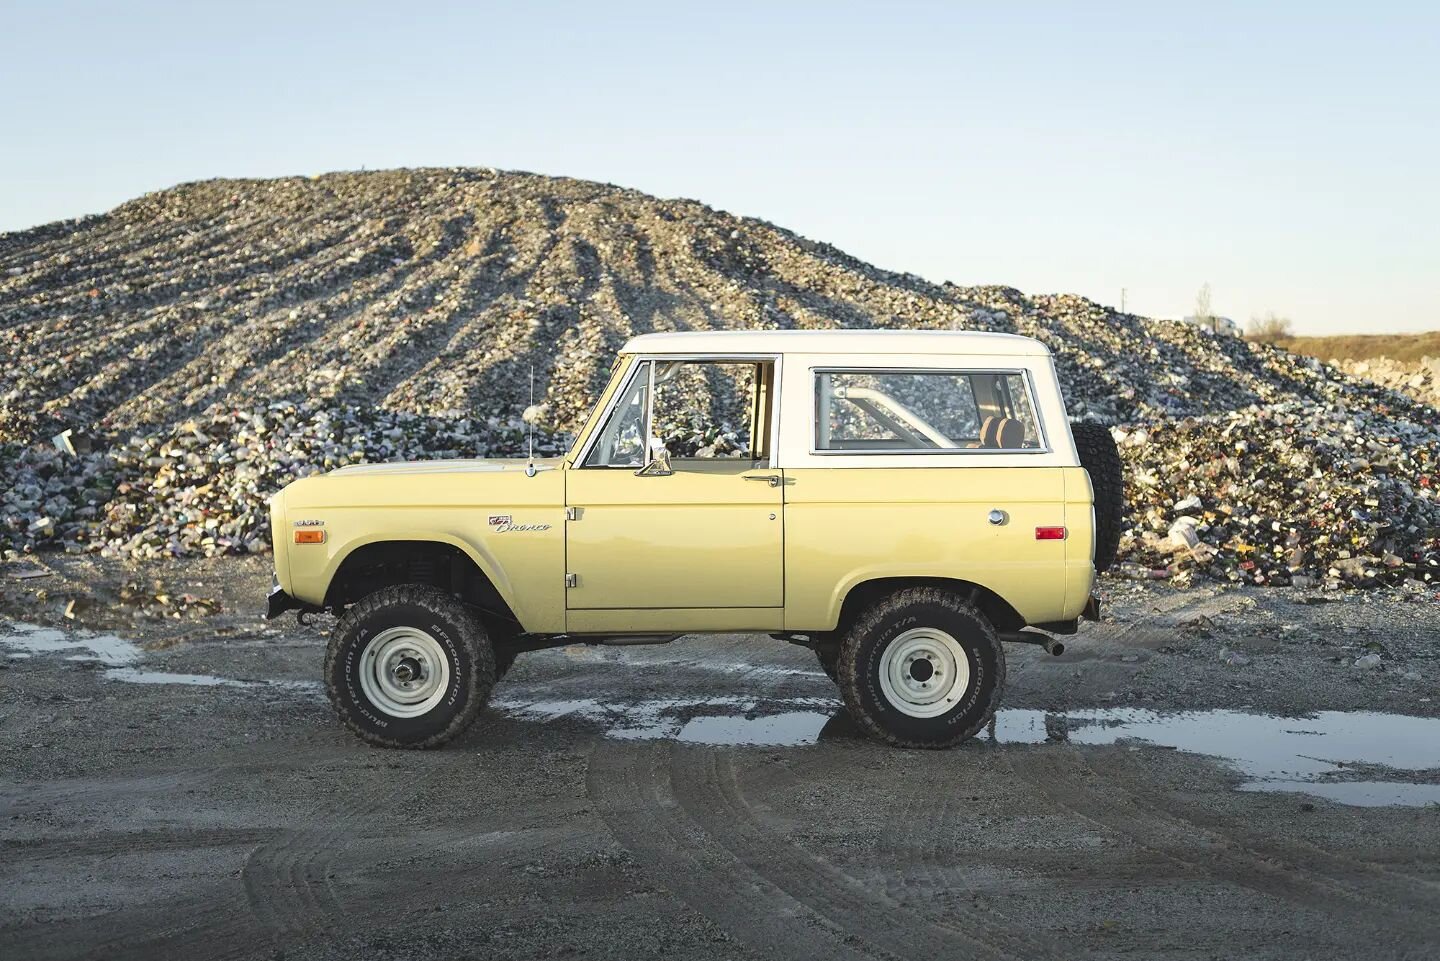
[
  {"x1": 978, "y1": 417, "x2": 998, "y2": 447},
  {"x1": 993, "y1": 417, "x2": 1024, "y2": 449},
  {"x1": 978, "y1": 416, "x2": 1024, "y2": 449}
]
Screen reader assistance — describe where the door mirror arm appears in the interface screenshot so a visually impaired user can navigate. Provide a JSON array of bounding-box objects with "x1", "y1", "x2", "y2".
[{"x1": 635, "y1": 438, "x2": 673, "y2": 477}]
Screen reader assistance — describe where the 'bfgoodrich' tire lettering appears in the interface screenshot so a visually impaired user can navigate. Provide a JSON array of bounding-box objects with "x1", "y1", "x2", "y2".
[{"x1": 324, "y1": 584, "x2": 495, "y2": 749}]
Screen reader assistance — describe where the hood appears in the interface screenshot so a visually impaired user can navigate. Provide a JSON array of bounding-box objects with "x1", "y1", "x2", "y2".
[
  {"x1": 280, "y1": 455, "x2": 566, "y2": 512},
  {"x1": 328, "y1": 456, "x2": 564, "y2": 477}
]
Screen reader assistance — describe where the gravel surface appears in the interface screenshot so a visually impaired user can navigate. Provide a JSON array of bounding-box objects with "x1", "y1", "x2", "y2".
[
  {"x1": 3, "y1": 168, "x2": 1438, "y2": 587},
  {"x1": 2, "y1": 562, "x2": 1438, "y2": 960}
]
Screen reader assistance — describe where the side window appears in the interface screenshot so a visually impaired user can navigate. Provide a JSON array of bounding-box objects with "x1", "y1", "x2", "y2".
[
  {"x1": 652, "y1": 361, "x2": 764, "y2": 459},
  {"x1": 584, "y1": 361, "x2": 652, "y2": 467},
  {"x1": 583, "y1": 359, "x2": 774, "y2": 467},
  {"x1": 814, "y1": 370, "x2": 1043, "y2": 452}
]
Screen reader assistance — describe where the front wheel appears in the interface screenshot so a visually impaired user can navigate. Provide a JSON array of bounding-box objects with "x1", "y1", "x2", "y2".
[
  {"x1": 325, "y1": 584, "x2": 495, "y2": 749},
  {"x1": 815, "y1": 643, "x2": 839, "y2": 683},
  {"x1": 836, "y1": 588, "x2": 1005, "y2": 749}
]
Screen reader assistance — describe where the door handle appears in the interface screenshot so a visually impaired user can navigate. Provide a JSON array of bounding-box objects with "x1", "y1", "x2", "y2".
[{"x1": 745, "y1": 474, "x2": 782, "y2": 488}]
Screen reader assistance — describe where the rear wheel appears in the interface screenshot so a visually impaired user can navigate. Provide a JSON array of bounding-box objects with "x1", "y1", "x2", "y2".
[
  {"x1": 837, "y1": 588, "x2": 1004, "y2": 749},
  {"x1": 325, "y1": 584, "x2": 494, "y2": 749}
]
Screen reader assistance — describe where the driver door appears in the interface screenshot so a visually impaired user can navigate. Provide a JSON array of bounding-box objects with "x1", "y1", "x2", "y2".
[{"x1": 565, "y1": 357, "x2": 784, "y2": 624}]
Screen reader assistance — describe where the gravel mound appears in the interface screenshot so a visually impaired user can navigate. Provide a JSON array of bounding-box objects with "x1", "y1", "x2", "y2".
[{"x1": 2, "y1": 168, "x2": 1437, "y2": 589}]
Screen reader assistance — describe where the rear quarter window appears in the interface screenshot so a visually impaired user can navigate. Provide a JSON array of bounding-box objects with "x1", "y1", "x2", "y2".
[{"x1": 814, "y1": 369, "x2": 1044, "y2": 452}]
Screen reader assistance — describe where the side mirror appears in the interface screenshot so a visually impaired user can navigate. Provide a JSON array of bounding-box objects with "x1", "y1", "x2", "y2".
[{"x1": 635, "y1": 438, "x2": 673, "y2": 477}]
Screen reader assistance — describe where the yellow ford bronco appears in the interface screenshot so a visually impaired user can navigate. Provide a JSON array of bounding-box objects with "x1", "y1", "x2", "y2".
[{"x1": 266, "y1": 331, "x2": 1121, "y2": 749}]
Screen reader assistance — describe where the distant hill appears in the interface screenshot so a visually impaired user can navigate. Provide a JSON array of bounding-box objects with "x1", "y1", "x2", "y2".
[
  {"x1": 1, "y1": 167, "x2": 1426, "y2": 443},
  {"x1": 1270, "y1": 332, "x2": 1440, "y2": 365}
]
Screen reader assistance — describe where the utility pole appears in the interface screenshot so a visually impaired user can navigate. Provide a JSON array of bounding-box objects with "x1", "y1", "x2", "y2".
[{"x1": 1120, "y1": 288, "x2": 1127, "y2": 313}]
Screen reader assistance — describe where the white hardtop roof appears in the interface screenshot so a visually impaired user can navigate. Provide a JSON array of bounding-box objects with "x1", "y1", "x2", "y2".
[{"x1": 620, "y1": 329, "x2": 1050, "y2": 357}]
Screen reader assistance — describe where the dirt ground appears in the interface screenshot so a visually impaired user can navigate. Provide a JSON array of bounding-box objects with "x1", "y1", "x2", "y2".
[{"x1": 2, "y1": 555, "x2": 1438, "y2": 961}]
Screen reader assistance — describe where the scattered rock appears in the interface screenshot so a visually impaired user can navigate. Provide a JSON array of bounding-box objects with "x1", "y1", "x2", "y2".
[{"x1": 1336, "y1": 356, "x2": 1440, "y2": 409}]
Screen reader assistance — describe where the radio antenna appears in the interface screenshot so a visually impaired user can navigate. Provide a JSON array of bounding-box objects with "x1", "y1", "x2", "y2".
[{"x1": 525, "y1": 364, "x2": 537, "y2": 477}]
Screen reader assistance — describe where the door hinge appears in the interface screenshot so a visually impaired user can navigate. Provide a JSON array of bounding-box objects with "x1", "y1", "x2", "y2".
[
  {"x1": 565, "y1": 573, "x2": 578, "y2": 588},
  {"x1": 566, "y1": 507, "x2": 579, "y2": 521}
]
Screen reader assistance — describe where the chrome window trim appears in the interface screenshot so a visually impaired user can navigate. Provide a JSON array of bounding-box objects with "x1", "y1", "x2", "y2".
[
  {"x1": 808, "y1": 366, "x2": 1052, "y2": 456},
  {"x1": 573, "y1": 353, "x2": 784, "y2": 469}
]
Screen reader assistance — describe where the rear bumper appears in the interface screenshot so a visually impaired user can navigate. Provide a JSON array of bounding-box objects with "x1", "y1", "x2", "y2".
[{"x1": 1033, "y1": 594, "x2": 1100, "y2": 636}]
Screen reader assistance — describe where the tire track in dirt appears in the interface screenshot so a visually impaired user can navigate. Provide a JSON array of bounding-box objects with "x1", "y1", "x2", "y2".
[
  {"x1": 0, "y1": 752, "x2": 335, "y2": 961},
  {"x1": 690, "y1": 749, "x2": 1068, "y2": 961},
  {"x1": 0, "y1": 879, "x2": 256, "y2": 961},
  {"x1": 589, "y1": 735, "x2": 1057, "y2": 961},
  {"x1": 877, "y1": 759, "x2": 1077, "y2": 959},
  {"x1": 1, "y1": 828, "x2": 269, "y2": 860},
  {"x1": 2, "y1": 742, "x2": 455, "y2": 960},
  {"x1": 587, "y1": 739, "x2": 876, "y2": 961},
  {"x1": 236, "y1": 751, "x2": 455, "y2": 948},
  {"x1": 1085, "y1": 750, "x2": 1440, "y2": 914},
  {"x1": 1004, "y1": 746, "x2": 1440, "y2": 954}
]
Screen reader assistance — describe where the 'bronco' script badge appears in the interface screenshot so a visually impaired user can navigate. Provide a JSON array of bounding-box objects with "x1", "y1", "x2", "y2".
[{"x1": 488, "y1": 515, "x2": 551, "y2": 533}]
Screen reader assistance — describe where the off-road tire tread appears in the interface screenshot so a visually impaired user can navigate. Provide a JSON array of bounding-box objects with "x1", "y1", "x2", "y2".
[
  {"x1": 324, "y1": 584, "x2": 494, "y2": 749},
  {"x1": 838, "y1": 587, "x2": 1005, "y2": 749},
  {"x1": 1071, "y1": 421, "x2": 1124, "y2": 573},
  {"x1": 815, "y1": 646, "x2": 839, "y2": 683}
]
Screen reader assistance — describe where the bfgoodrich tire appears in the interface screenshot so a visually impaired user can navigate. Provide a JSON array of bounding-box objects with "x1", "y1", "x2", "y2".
[
  {"x1": 325, "y1": 584, "x2": 495, "y2": 749},
  {"x1": 1071, "y1": 421, "x2": 1124, "y2": 573},
  {"x1": 837, "y1": 588, "x2": 1004, "y2": 749},
  {"x1": 815, "y1": 642, "x2": 840, "y2": 683}
]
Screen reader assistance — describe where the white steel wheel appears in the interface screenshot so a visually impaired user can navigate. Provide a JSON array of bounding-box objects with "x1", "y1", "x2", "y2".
[
  {"x1": 357, "y1": 626, "x2": 452, "y2": 718},
  {"x1": 877, "y1": 627, "x2": 972, "y2": 719}
]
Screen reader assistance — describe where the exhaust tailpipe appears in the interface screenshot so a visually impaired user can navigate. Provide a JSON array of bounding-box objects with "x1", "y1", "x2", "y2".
[{"x1": 1000, "y1": 629, "x2": 1066, "y2": 657}]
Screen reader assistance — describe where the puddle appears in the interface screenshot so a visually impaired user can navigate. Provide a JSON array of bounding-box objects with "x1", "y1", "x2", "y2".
[
  {"x1": 104, "y1": 669, "x2": 324, "y2": 694},
  {"x1": 1, "y1": 622, "x2": 321, "y2": 696},
  {"x1": 104, "y1": 668, "x2": 254, "y2": 688},
  {"x1": 494, "y1": 695, "x2": 839, "y2": 745},
  {"x1": 678, "y1": 711, "x2": 833, "y2": 746},
  {"x1": 994, "y1": 708, "x2": 1440, "y2": 807},
  {"x1": 0, "y1": 622, "x2": 141, "y2": 665},
  {"x1": 496, "y1": 696, "x2": 1440, "y2": 807}
]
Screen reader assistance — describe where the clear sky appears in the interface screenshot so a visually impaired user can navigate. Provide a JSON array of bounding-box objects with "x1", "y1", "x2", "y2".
[{"x1": 2, "y1": 1, "x2": 1436, "y2": 334}]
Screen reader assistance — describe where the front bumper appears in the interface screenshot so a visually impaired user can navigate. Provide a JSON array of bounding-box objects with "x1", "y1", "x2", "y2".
[
  {"x1": 266, "y1": 584, "x2": 300, "y2": 620},
  {"x1": 266, "y1": 580, "x2": 321, "y2": 620}
]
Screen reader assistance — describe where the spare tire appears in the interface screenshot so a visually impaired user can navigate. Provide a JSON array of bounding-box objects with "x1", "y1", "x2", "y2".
[{"x1": 1070, "y1": 422, "x2": 1124, "y2": 573}]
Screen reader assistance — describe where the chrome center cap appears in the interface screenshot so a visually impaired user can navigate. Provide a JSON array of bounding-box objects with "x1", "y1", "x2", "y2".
[{"x1": 392, "y1": 655, "x2": 423, "y2": 685}]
